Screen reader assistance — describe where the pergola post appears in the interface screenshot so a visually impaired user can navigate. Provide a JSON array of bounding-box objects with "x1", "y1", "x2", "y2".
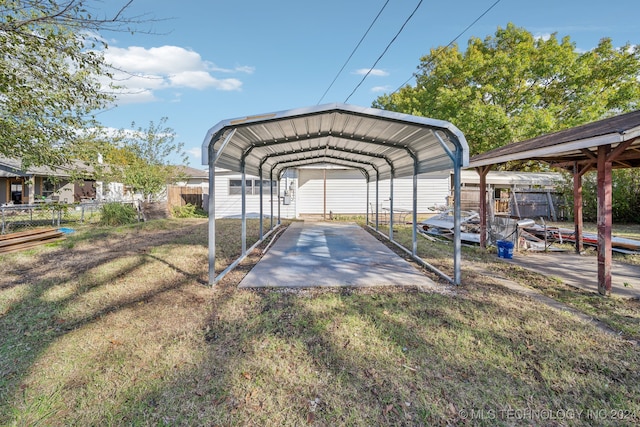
[
  {"x1": 241, "y1": 161, "x2": 247, "y2": 255},
  {"x1": 572, "y1": 161, "x2": 593, "y2": 254},
  {"x1": 597, "y1": 145, "x2": 612, "y2": 296},
  {"x1": 476, "y1": 165, "x2": 492, "y2": 249}
]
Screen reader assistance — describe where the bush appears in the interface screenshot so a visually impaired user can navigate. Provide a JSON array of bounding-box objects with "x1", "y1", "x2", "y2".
[
  {"x1": 100, "y1": 202, "x2": 138, "y2": 226},
  {"x1": 558, "y1": 169, "x2": 640, "y2": 223},
  {"x1": 172, "y1": 203, "x2": 207, "y2": 218}
]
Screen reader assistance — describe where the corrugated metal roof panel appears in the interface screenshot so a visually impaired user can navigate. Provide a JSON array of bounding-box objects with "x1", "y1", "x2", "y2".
[{"x1": 202, "y1": 103, "x2": 468, "y2": 181}]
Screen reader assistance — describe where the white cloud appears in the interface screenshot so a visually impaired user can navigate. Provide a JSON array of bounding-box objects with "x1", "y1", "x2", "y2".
[
  {"x1": 102, "y1": 45, "x2": 252, "y2": 103},
  {"x1": 354, "y1": 68, "x2": 389, "y2": 77},
  {"x1": 533, "y1": 33, "x2": 552, "y2": 42},
  {"x1": 370, "y1": 85, "x2": 392, "y2": 93},
  {"x1": 186, "y1": 147, "x2": 202, "y2": 160}
]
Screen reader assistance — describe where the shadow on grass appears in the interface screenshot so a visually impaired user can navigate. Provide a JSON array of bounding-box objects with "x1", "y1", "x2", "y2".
[
  {"x1": 117, "y1": 282, "x2": 639, "y2": 426},
  {"x1": 1, "y1": 219, "x2": 640, "y2": 426}
]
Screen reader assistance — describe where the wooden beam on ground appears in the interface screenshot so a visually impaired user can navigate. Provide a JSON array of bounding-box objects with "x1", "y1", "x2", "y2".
[{"x1": 0, "y1": 228, "x2": 65, "y2": 254}]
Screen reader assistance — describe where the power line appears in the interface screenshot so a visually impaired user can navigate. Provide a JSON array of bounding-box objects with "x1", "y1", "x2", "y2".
[
  {"x1": 344, "y1": 0, "x2": 424, "y2": 104},
  {"x1": 391, "y1": 0, "x2": 502, "y2": 95},
  {"x1": 317, "y1": 0, "x2": 391, "y2": 105}
]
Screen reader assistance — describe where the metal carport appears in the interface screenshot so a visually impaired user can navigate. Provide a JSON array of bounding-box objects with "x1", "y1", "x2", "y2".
[
  {"x1": 201, "y1": 103, "x2": 469, "y2": 285},
  {"x1": 468, "y1": 110, "x2": 640, "y2": 296}
]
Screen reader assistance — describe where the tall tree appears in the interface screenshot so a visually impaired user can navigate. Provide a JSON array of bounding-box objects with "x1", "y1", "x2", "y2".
[
  {"x1": 0, "y1": 0, "x2": 144, "y2": 167},
  {"x1": 373, "y1": 23, "x2": 640, "y2": 158}
]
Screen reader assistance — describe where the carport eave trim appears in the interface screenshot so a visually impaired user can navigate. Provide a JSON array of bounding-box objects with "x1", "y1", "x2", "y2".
[{"x1": 201, "y1": 103, "x2": 469, "y2": 169}]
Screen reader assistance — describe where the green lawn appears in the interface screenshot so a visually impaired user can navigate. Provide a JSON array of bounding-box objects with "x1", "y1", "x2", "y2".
[{"x1": 1, "y1": 218, "x2": 639, "y2": 426}]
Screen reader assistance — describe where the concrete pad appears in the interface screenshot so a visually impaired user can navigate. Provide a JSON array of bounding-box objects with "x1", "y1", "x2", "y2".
[
  {"x1": 239, "y1": 221, "x2": 437, "y2": 288},
  {"x1": 503, "y1": 252, "x2": 640, "y2": 299}
]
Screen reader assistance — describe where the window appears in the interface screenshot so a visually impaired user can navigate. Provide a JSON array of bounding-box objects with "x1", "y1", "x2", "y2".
[{"x1": 228, "y1": 179, "x2": 277, "y2": 195}]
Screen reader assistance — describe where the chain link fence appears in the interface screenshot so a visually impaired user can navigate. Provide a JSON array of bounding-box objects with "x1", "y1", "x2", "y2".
[{"x1": 0, "y1": 201, "x2": 141, "y2": 234}]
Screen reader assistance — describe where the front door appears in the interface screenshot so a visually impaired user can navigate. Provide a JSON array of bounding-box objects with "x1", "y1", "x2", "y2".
[{"x1": 9, "y1": 179, "x2": 24, "y2": 204}]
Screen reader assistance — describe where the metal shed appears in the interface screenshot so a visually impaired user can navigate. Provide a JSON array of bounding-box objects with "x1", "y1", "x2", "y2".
[{"x1": 202, "y1": 103, "x2": 469, "y2": 285}]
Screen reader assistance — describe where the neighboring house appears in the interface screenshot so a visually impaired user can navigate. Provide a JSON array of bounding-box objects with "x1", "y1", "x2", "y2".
[{"x1": 0, "y1": 156, "x2": 96, "y2": 205}]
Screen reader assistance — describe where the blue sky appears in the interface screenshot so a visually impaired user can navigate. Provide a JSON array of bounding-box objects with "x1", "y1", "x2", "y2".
[{"x1": 93, "y1": 0, "x2": 640, "y2": 167}]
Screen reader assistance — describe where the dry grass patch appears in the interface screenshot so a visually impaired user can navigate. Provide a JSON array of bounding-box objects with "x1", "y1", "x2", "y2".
[{"x1": 1, "y1": 218, "x2": 639, "y2": 426}]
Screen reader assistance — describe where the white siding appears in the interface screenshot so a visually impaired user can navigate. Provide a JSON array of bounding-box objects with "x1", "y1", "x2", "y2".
[
  {"x1": 369, "y1": 173, "x2": 450, "y2": 213},
  {"x1": 212, "y1": 172, "x2": 297, "y2": 219},
  {"x1": 298, "y1": 168, "x2": 450, "y2": 215},
  {"x1": 297, "y1": 169, "x2": 367, "y2": 215}
]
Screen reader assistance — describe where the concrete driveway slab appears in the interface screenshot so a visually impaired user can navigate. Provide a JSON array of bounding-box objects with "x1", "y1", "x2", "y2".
[
  {"x1": 503, "y1": 252, "x2": 640, "y2": 299},
  {"x1": 239, "y1": 221, "x2": 437, "y2": 288}
]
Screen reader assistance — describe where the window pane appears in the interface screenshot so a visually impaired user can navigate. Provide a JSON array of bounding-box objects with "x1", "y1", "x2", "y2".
[{"x1": 229, "y1": 179, "x2": 242, "y2": 195}]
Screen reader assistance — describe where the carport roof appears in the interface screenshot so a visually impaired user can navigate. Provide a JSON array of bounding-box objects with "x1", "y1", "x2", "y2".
[{"x1": 201, "y1": 103, "x2": 468, "y2": 181}]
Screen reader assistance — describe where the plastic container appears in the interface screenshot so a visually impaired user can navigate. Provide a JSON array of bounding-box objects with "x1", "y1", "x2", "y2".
[{"x1": 497, "y1": 240, "x2": 514, "y2": 259}]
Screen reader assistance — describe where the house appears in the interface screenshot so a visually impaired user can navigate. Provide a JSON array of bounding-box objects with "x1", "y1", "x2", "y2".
[
  {"x1": 186, "y1": 166, "x2": 564, "y2": 220},
  {"x1": 0, "y1": 156, "x2": 96, "y2": 205},
  {"x1": 200, "y1": 165, "x2": 451, "y2": 219}
]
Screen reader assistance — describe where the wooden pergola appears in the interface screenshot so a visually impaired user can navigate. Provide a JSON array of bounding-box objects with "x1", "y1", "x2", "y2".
[{"x1": 467, "y1": 110, "x2": 640, "y2": 296}]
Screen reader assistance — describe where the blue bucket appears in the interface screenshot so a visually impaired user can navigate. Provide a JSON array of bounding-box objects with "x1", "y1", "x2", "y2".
[{"x1": 497, "y1": 240, "x2": 514, "y2": 259}]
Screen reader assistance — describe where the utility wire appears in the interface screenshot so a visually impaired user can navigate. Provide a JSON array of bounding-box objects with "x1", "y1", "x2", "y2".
[
  {"x1": 391, "y1": 0, "x2": 502, "y2": 95},
  {"x1": 317, "y1": 0, "x2": 391, "y2": 105},
  {"x1": 344, "y1": 0, "x2": 424, "y2": 104}
]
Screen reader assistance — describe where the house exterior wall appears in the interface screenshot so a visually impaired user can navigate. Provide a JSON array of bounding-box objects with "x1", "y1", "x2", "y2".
[
  {"x1": 204, "y1": 168, "x2": 455, "y2": 219},
  {"x1": 212, "y1": 171, "x2": 297, "y2": 219},
  {"x1": 297, "y1": 168, "x2": 450, "y2": 215},
  {"x1": 297, "y1": 168, "x2": 367, "y2": 215}
]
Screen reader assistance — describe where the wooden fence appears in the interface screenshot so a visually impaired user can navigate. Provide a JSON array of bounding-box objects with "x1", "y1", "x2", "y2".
[{"x1": 167, "y1": 186, "x2": 204, "y2": 212}]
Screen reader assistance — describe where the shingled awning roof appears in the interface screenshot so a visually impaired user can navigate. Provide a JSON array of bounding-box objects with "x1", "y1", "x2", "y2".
[
  {"x1": 467, "y1": 110, "x2": 640, "y2": 296},
  {"x1": 468, "y1": 110, "x2": 640, "y2": 170}
]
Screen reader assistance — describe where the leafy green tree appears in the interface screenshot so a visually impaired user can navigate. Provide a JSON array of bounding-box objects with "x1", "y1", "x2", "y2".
[
  {"x1": 102, "y1": 118, "x2": 188, "y2": 202},
  {"x1": 0, "y1": 0, "x2": 143, "y2": 167},
  {"x1": 373, "y1": 23, "x2": 640, "y2": 158}
]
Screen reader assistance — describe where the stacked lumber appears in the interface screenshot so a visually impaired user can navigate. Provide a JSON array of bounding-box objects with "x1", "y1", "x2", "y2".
[{"x1": 0, "y1": 228, "x2": 65, "y2": 255}]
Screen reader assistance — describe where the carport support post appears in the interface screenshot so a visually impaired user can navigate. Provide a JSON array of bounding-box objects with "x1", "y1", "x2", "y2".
[
  {"x1": 208, "y1": 146, "x2": 216, "y2": 285},
  {"x1": 412, "y1": 168, "x2": 418, "y2": 256},
  {"x1": 277, "y1": 173, "x2": 281, "y2": 225},
  {"x1": 597, "y1": 145, "x2": 612, "y2": 295},
  {"x1": 453, "y1": 154, "x2": 463, "y2": 285},
  {"x1": 366, "y1": 178, "x2": 370, "y2": 226},
  {"x1": 270, "y1": 170, "x2": 274, "y2": 230},
  {"x1": 259, "y1": 169, "x2": 264, "y2": 239},
  {"x1": 375, "y1": 173, "x2": 379, "y2": 230},
  {"x1": 241, "y1": 161, "x2": 247, "y2": 255},
  {"x1": 389, "y1": 173, "x2": 394, "y2": 242}
]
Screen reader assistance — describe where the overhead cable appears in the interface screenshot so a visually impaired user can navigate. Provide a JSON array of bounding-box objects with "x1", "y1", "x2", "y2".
[
  {"x1": 344, "y1": 0, "x2": 424, "y2": 104},
  {"x1": 317, "y1": 0, "x2": 390, "y2": 105},
  {"x1": 391, "y1": 0, "x2": 502, "y2": 95}
]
